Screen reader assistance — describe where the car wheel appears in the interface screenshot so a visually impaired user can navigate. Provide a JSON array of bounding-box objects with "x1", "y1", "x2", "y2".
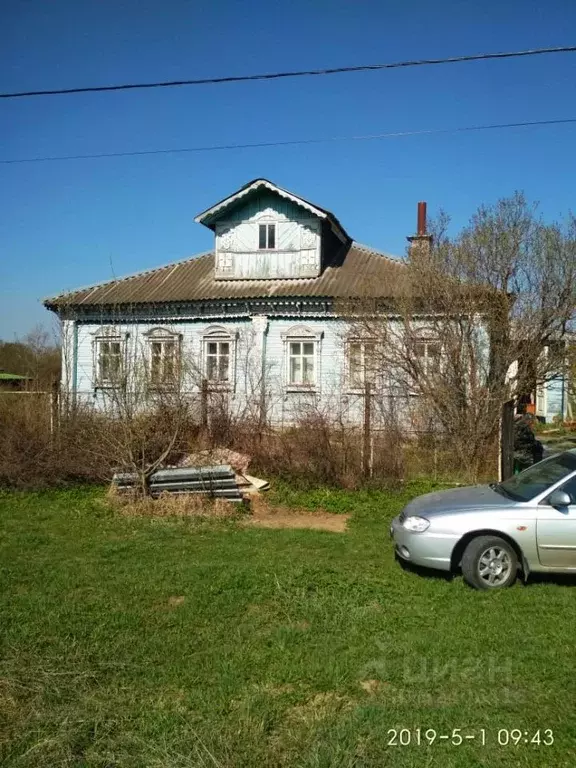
[{"x1": 461, "y1": 536, "x2": 518, "y2": 590}]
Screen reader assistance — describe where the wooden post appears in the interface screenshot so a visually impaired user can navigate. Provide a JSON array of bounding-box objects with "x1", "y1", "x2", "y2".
[
  {"x1": 258, "y1": 378, "x2": 267, "y2": 433},
  {"x1": 363, "y1": 381, "x2": 372, "y2": 478},
  {"x1": 500, "y1": 399, "x2": 515, "y2": 481},
  {"x1": 50, "y1": 380, "x2": 60, "y2": 436},
  {"x1": 200, "y1": 379, "x2": 209, "y2": 430}
]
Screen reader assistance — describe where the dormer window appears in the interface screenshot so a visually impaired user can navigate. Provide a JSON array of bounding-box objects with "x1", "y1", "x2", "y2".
[{"x1": 258, "y1": 223, "x2": 276, "y2": 250}]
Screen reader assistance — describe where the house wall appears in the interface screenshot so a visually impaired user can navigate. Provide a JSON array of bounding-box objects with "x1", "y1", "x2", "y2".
[
  {"x1": 214, "y1": 192, "x2": 321, "y2": 279},
  {"x1": 65, "y1": 312, "x2": 479, "y2": 430},
  {"x1": 544, "y1": 376, "x2": 567, "y2": 423},
  {"x1": 67, "y1": 317, "x2": 339, "y2": 419},
  {"x1": 65, "y1": 315, "x2": 410, "y2": 425}
]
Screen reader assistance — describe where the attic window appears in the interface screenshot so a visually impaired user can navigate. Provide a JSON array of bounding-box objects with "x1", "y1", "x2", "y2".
[{"x1": 258, "y1": 223, "x2": 276, "y2": 250}]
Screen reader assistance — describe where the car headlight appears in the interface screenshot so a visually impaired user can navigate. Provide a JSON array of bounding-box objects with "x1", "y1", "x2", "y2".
[{"x1": 402, "y1": 516, "x2": 430, "y2": 532}]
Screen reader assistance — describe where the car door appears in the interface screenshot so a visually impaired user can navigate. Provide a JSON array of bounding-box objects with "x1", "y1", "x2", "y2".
[{"x1": 537, "y1": 474, "x2": 576, "y2": 568}]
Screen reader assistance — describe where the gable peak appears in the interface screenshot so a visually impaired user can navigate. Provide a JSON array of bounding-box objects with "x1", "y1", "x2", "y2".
[{"x1": 194, "y1": 178, "x2": 349, "y2": 243}]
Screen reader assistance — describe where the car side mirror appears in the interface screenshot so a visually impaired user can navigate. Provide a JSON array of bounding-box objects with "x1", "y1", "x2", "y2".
[{"x1": 548, "y1": 490, "x2": 571, "y2": 508}]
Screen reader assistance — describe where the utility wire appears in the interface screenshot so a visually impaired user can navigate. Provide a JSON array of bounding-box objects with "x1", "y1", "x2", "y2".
[
  {"x1": 1, "y1": 117, "x2": 575, "y2": 165},
  {"x1": 1, "y1": 45, "x2": 575, "y2": 99}
]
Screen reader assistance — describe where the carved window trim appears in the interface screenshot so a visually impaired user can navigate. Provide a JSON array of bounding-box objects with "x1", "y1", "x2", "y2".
[
  {"x1": 281, "y1": 324, "x2": 323, "y2": 392},
  {"x1": 202, "y1": 325, "x2": 237, "y2": 391},
  {"x1": 143, "y1": 327, "x2": 182, "y2": 389},
  {"x1": 90, "y1": 326, "x2": 128, "y2": 389}
]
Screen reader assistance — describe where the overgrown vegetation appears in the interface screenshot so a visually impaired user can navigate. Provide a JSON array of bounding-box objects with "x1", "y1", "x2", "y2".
[
  {"x1": 341, "y1": 192, "x2": 576, "y2": 477},
  {"x1": 0, "y1": 393, "x2": 493, "y2": 491},
  {"x1": 1, "y1": 485, "x2": 575, "y2": 767},
  {"x1": 0, "y1": 325, "x2": 60, "y2": 386}
]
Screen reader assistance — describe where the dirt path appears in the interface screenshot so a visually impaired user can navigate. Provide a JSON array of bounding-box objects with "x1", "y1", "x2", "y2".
[{"x1": 244, "y1": 497, "x2": 349, "y2": 532}]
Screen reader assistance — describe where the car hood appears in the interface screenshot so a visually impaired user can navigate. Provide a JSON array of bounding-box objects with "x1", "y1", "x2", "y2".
[{"x1": 402, "y1": 484, "x2": 513, "y2": 519}]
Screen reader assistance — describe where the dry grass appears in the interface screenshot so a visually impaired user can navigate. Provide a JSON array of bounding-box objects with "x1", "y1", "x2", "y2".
[
  {"x1": 107, "y1": 488, "x2": 349, "y2": 532},
  {"x1": 107, "y1": 487, "x2": 248, "y2": 519}
]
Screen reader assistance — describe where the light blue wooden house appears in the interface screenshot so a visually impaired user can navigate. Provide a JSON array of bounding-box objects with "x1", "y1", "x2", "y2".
[
  {"x1": 45, "y1": 178, "x2": 571, "y2": 426},
  {"x1": 45, "y1": 179, "x2": 419, "y2": 426}
]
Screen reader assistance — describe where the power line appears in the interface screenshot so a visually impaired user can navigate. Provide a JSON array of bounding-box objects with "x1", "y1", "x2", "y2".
[
  {"x1": 2, "y1": 45, "x2": 575, "y2": 99},
  {"x1": 1, "y1": 117, "x2": 574, "y2": 165}
]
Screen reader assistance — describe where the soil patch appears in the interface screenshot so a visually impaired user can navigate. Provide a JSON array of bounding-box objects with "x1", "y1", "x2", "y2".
[{"x1": 245, "y1": 496, "x2": 349, "y2": 532}]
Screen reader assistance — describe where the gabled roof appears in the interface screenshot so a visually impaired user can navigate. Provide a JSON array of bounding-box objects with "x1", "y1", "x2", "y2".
[
  {"x1": 44, "y1": 243, "x2": 408, "y2": 310},
  {"x1": 195, "y1": 178, "x2": 349, "y2": 243}
]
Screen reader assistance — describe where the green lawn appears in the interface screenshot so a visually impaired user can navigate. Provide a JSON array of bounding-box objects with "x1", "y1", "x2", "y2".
[{"x1": 1, "y1": 482, "x2": 575, "y2": 767}]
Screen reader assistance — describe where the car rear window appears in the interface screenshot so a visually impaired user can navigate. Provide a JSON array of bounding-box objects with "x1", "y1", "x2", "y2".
[{"x1": 497, "y1": 453, "x2": 576, "y2": 502}]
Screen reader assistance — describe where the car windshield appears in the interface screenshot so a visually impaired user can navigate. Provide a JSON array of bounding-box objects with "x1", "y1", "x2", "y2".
[{"x1": 495, "y1": 452, "x2": 576, "y2": 502}]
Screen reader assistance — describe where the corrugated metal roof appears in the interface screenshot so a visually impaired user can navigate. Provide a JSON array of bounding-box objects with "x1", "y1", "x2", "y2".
[{"x1": 44, "y1": 242, "x2": 409, "y2": 309}]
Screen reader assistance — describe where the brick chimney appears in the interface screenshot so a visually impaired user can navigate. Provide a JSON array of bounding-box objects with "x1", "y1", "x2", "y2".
[{"x1": 407, "y1": 201, "x2": 432, "y2": 263}]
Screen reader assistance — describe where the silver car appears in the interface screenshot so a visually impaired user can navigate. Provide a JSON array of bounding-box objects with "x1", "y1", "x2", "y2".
[{"x1": 390, "y1": 449, "x2": 576, "y2": 589}]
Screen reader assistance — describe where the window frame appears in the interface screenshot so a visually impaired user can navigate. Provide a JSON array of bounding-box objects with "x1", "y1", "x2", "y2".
[
  {"x1": 145, "y1": 328, "x2": 182, "y2": 389},
  {"x1": 258, "y1": 222, "x2": 276, "y2": 250},
  {"x1": 92, "y1": 328, "x2": 126, "y2": 389},
  {"x1": 202, "y1": 326, "x2": 236, "y2": 390},
  {"x1": 288, "y1": 340, "x2": 316, "y2": 387},
  {"x1": 412, "y1": 336, "x2": 442, "y2": 377},
  {"x1": 281, "y1": 325, "x2": 323, "y2": 392},
  {"x1": 347, "y1": 338, "x2": 378, "y2": 392}
]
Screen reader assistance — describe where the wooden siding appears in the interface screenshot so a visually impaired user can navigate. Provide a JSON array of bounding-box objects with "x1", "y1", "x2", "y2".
[
  {"x1": 544, "y1": 376, "x2": 567, "y2": 422},
  {"x1": 66, "y1": 317, "x2": 353, "y2": 424},
  {"x1": 66, "y1": 315, "x2": 428, "y2": 427},
  {"x1": 214, "y1": 192, "x2": 321, "y2": 280}
]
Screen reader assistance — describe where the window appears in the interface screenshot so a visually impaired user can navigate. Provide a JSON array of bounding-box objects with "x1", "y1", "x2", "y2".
[
  {"x1": 282, "y1": 325, "x2": 322, "y2": 389},
  {"x1": 144, "y1": 328, "x2": 180, "y2": 387},
  {"x1": 349, "y1": 340, "x2": 376, "y2": 388},
  {"x1": 496, "y1": 452, "x2": 576, "y2": 502},
  {"x1": 96, "y1": 338, "x2": 123, "y2": 385},
  {"x1": 289, "y1": 341, "x2": 315, "y2": 385},
  {"x1": 202, "y1": 327, "x2": 234, "y2": 385},
  {"x1": 206, "y1": 340, "x2": 230, "y2": 382},
  {"x1": 150, "y1": 339, "x2": 178, "y2": 385},
  {"x1": 258, "y1": 223, "x2": 276, "y2": 250},
  {"x1": 560, "y1": 475, "x2": 576, "y2": 504},
  {"x1": 535, "y1": 381, "x2": 547, "y2": 416},
  {"x1": 218, "y1": 252, "x2": 233, "y2": 273},
  {"x1": 413, "y1": 339, "x2": 441, "y2": 375}
]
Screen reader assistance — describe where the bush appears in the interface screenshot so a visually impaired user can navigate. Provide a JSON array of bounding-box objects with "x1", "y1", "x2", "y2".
[
  {"x1": 0, "y1": 394, "x2": 496, "y2": 492},
  {"x1": 0, "y1": 397, "x2": 110, "y2": 488}
]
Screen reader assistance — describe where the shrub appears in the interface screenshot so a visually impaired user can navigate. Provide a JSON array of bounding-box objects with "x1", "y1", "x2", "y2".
[{"x1": 0, "y1": 394, "x2": 496, "y2": 491}]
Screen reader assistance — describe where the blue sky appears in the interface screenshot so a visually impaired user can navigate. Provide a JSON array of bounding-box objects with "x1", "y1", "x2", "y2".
[{"x1": 1, "y1": 0, "x2": 575, "y2": 339}]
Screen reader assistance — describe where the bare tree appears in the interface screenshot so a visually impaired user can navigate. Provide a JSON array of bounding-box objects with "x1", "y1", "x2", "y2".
[
  {"x1": 0, "y1": 323, "x2": 60, "y2": 387},
  {"x1": 88, "y1": 326, "x2": 196, "y2": 497},
  {"x1": 340, "y1": 193, "x2": 576, "y2": 477}
]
